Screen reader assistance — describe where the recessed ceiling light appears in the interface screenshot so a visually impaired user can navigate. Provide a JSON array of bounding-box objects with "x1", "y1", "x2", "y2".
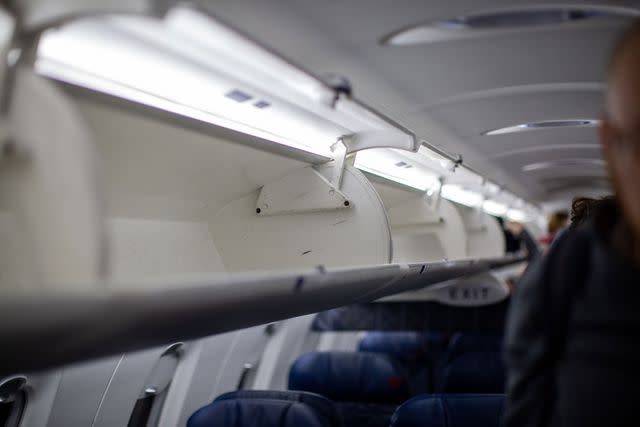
[
  {"x1": 484, "y1": 120, "x2": 599, "y2": 136},
  {"x1": 382, "y1": 6, "x2": 638, "y2": 46},
  {"x1": 440, "y1": 9, "x2": 620, "y2": 30},
  {"x1": 522, "y1": 159, "x2": 606, "y2": 172}
]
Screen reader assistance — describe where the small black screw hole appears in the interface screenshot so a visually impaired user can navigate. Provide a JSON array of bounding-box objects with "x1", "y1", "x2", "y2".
[
  {"x1": 344, "y1": 201, "x2": 350, "y2": 207},
  {"x1": 256, "y1": 208, "x2": 261, "y2": 214}
]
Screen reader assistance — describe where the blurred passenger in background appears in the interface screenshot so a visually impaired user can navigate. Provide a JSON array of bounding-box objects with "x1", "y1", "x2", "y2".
[
  {"x1": 503, "y1": 19, "x2": 640, "y2": 427},
  {"x1": 539, "y1": 210, "x2": 569, "y2": 247}
]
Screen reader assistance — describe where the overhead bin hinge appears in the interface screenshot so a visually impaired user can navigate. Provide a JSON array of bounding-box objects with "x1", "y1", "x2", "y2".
[
  {"x1": 341, "y1": 130, "x2": 418, "y2": 154},
  {"x1": 256, "y1": 138, "x2": 352, "y2": 216},
  {"x1": 256, "y1": 164, "x2": 350, "y2": 217}
]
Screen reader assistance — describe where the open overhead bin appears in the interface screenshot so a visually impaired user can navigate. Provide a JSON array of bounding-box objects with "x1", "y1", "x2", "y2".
[
  {"x1": 0, "y1": 4, "x2": 527, "y2": 379},
  {"x1": 0, "y1": 4, "x2": 425, "y2": 291}
]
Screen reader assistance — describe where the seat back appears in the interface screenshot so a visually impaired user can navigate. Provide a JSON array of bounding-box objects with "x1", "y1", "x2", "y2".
[
  {"x1": 187, "y1": 390, "x2": 343, "y2": 427},
  {"x1": 439, "y1": 335, "x2": 504, "y2": 393},
  {"x1": 446, "y1": 335, "x2": 503, "y2": 361},
  {"x1": 390, "y1": 394, "x2": 504, "y2": 427},
  {"x1": 358, "y1": 331, "x2": 449, "y2": 361},
  {"x1": 289, "y1": 352, "x2": 408, "y2": 402}
]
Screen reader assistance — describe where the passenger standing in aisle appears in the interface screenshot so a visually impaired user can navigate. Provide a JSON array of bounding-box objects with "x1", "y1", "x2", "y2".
[{"x1": 503, "y1": 19, "x2": 640, "y2": 427}]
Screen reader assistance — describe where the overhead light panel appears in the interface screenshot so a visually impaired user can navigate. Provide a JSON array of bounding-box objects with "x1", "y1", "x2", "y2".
[
  {"x1": 506, "y1": 209, "x2": 530, "y2": 222},
  {"x1": 36, "y1": 7, "x2": 415, "y2": 159},
  {"x1": 484, "y1": 120, "x2": 599, "y2": 136},
  {"x1": 441, "y1": 185, "x2": 483, "y2": 208},
  {"x1": 482, "y1": 200, "x2": 508, "y2": 216},
  {"x1": 354, "y1": 149, "x2": 440, "y2": 192}
]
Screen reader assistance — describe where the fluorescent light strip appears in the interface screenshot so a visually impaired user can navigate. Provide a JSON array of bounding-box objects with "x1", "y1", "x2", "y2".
[
  {"x1": 484, "y1": 120, "x2": 599, "y2": 136},
  {"x1": 441, "y1": 185, "x2": 483, "y2": 208},
  {"x1": 506, "y1": 209, "x2": 530, "y2": 222},
  {"x1": 36, "y1": 16, "x2": 349, "y2": 158},
  {"x1": 355, "y1": 149, "x2": 543, "y2": 223},
  {"x1": 164, "y1": 7, "x2": 336, "y2": 108},
  {"x1": 354, "y1": 149, "x2": 440, "y2": 192},
  {"x1": 482, "y1": 200, "x2": 508, "y2": 216},
  {"x1": 522, "y1": 158, "x2": 606, "y2": 172}
]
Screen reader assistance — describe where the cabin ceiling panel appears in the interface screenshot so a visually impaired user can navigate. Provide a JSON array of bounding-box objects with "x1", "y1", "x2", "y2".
[
  {"x1": 175, "y1": 0, "x2": 638, "y2": 203},
  {"x1": 421, "y1": 89, "x2": 604, "y2": 138},
  {"x1": 462, "y1": 126, "x2": 600, "y2": 158}
]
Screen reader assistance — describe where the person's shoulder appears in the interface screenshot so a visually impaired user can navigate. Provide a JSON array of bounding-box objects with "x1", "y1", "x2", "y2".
[{"x1": 548, "y1": 225, "x2": 594, "y2": 256}]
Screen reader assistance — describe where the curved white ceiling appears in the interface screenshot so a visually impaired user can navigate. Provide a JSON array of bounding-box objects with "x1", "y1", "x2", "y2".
[{"x1": 203, "y1": 0, "x2": 638, "y2": 205}]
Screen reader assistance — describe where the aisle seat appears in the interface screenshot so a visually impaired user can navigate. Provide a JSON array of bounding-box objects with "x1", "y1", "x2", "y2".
[
  {"x1": 187, "y1": 390, "x2": 343, "y2": 427},
  {"x1": 289, "y1": 352, "x2": 407, "y2": 427},
  {"x1": 359, "y1": 331, "x2": 447, "y2": 393},
  {"x1": 439, "y1": 335, "x2": 504, "y2": 393},
  {"x1": 390, "y1": 394, "x2": 505, "y2": 427}
]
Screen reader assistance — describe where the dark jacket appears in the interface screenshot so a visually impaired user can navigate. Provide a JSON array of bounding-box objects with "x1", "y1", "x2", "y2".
[{"x1": 503, "y1": 220, "x2": 640, "y2": 427}]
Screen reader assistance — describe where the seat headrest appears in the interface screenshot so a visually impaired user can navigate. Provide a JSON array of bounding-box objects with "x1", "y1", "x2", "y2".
[
  {"x1": 447, "y1": 334, "x2": 503, "y2": 361},
  {"x1": 390, "y1": 394, "x2": 505, "y2": 427},
  {"x1": 289, "y1": 352, "x2": 408, "y2": 402},
  {"x1": 441, "y1": 352, "x2": 505, "y2": 393},
  {"x1": 359, "y1": 332, "x2": 448, "y2": 360},
  {"x1": 188, "y1": 390, "x2": 343, "y2": 427}
]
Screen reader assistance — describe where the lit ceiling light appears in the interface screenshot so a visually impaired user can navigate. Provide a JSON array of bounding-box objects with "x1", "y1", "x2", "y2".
[
  {"x1": 506, "y1": 209, "x2": 530, "y2": 222},
  {"x1": 484, "y1": 120, "x2": 599, "y2": 136},
  {"x1": 354, "y1": 149, "x2": 440, "y2": 192},
  {"x1": 438, "y1": 8, "x2": 631, "y2": 30},
  {"x1": 522, "y1": 158, "x2": 606, "y2": 172},
  {"x1": 382, "y1": 7, "x2": 638, "y2": 46},
  {"x1": 441, "y1": 185, "x2": 483, "y2": 208},
  {"x1": 35, "y1": 7, "x2": 415, "y2": 159},
  {"x1": 482, "y1": 200, "x2": 508, "y2": 216}
]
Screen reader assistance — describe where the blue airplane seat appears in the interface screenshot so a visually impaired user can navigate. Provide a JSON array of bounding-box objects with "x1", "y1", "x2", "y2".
[
  {"x1": 289, "y1": 352, "x2": 407, "y2": 427},
  {"x1": 390, "y1": 394, "x2": 505, "y2": 427},
  {"x1": 446, "y1": 334, "x2": 503, "y2": 360},
  {"x1": 187, "y1": 390, "x2": 344, "y2": 427},
  {"x1": 358, "y1": 331, "x2": 449, "y2": 361},
  {"x1": 438, "y1": 334, "x2": 505, "y2": 393},
  {"x1": 289, "y1": 351, "x2": 409, "y2": 402},
  {"x1": 440, "y1": 352, "x2": 505, "y2": 393}
]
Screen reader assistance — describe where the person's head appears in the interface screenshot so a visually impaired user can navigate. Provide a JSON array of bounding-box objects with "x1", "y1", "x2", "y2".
[
  {"x1": 570, "y1": 196, "x2": 617, "y2": 229},
  {"x1": 547, "y1": 211, "x2": 569, "y2": 234},
  {"x1": 600, "y1": 19, "x2": 640, "y2": 250}
]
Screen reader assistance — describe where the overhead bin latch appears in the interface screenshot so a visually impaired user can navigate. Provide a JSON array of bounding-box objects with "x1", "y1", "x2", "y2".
[{"x1": 255, "y1": 139, "x2": 351, "y2": 216}]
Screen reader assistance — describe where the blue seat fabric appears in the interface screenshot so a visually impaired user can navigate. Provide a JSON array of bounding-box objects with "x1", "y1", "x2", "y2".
[
  {"x1": 289, "y1": 352, "x2": 409, "y2": 427},
  {"x1": 439, "y1": 335, "x2": 505, "y2": 393},
  {"x1": 187, "y1": 390, "x2": 343, "y2": 427},
  {"x1": 390, "y1": 394, "x2": 505, "y2": 427},
  {"x1": 289, "y1": 351, "x2": 408, "y2": 402},
  {"x1": 359, "y1": 331, "x2": 449, "y2": 361}
]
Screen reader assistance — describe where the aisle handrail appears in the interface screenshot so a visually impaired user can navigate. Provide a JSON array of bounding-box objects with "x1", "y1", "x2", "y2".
[{"x1": 0, "y1": 255, "x2": 525, "y2": 375}]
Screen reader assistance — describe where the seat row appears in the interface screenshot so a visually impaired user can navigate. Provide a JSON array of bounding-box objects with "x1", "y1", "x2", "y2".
[
  {"x1": 188, "y1": 391, "x2": 504, "y2": 427},
  {"x1": 189, "y1": 332, "x2": 505, "y2": 427}
]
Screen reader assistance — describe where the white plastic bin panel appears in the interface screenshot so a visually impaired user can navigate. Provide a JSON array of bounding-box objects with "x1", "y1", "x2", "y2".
[
  {"x1": 210, "y1": 165, "x2": 392, "y2": 271},
  {"x1": 77, "y1": 98, "x2": 310, "y2": 222},
  {"x1": 4, "y1": 68, "x2": 104, "y2": 291},
  {"x1": 392, "y1": 231, "x2": 446, "y2": 263},
  {"x1": 108, "y1": 218, "x2": 226, "y2": 283}
]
